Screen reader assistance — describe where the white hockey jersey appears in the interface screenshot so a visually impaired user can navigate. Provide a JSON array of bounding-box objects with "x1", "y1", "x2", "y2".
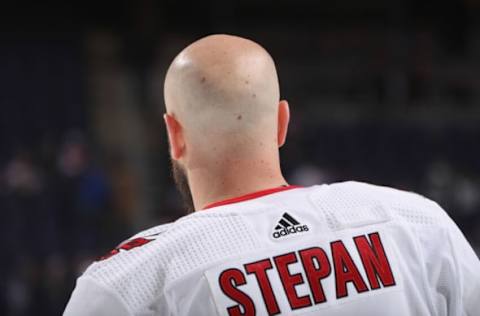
[{"x1": 64, "y1": 181, "x2": 480, "y2": 316}]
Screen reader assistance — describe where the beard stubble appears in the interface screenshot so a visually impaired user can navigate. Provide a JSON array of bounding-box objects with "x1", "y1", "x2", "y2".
[{"x1": 171, "y1": 159, "x2": 195, "y2": 213}]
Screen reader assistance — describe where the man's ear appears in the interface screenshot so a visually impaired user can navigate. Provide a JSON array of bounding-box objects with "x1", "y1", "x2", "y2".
[
  {"x1": 277, "y1": 100, "x2": 290, "y2": 148},
  {"x1": 164, "y1": 113, "x2": 185, "y2": 160}
]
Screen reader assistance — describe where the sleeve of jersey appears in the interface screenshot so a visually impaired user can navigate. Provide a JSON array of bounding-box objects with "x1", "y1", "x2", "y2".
[
  {"x1": 64, "y1": 276, "x2": 132, "y2": 316},
  {"x1": 421, "y1": 207, "x2": 480, "y2": 316},
  {"x1": 445, "y1": 217, "x2": 480, "y2": 316}
]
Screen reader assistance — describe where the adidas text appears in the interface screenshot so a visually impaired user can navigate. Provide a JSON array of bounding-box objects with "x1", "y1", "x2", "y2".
[{"x1": 272, "y1": 225, "x2": 309, "y2": 239}]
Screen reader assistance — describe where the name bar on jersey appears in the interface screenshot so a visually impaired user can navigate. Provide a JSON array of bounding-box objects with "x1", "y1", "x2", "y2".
[{"x1": 211, "y1": 232, "x2": 397, "y2": 316}]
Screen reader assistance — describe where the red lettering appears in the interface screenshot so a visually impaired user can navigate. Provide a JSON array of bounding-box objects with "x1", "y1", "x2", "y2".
[
  {"x1": 245, "y1": 259, "x2": 280, "y2": 315},
  {"x1": 218, "y1": 235, "x2": 395, "y2": 315},
  {"x1": 354, "y1": 233, "x2": 395, "y2": 290},
  {"x1": 274, "y1": 252, "x2": 312, "y2": 310},
  {"x1": 299, "y1": 247, "x2": 331, "y2": 304},
  {"x1": 98, "y1": 237, "x2": 153, "y2": 261},
  {"x1": 331, "y1": 240, "x2": 368, "y2": 298},
  {"x1": 219, "y1": 269, "x2": 256, "y2": 316},
  {"x1": 119, "y1": 237, "x2": 152, "y2": 250}
]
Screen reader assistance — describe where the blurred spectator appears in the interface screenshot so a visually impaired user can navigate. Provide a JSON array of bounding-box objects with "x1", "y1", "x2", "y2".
[
  {"x1": 0, "y1": 132, "x2": 113, "y2": 315},
  {"x1": 55, "y1": 132, "x2": 110, "y2": 256}
]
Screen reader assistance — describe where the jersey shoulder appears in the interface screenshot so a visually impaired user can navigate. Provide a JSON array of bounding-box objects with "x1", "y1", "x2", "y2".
[
  {"x1": 79, "y1": 222, "x2": 174, "y2": 312},
  {"x1": 79, "y1": 212, "x2": 260, "y2": 313},
  {"x1": 316, "y1": 181, "x2": 451, "y2": 227},
  {"x1": 95, "y1": 222, "x2": 173, "y2": 262}
]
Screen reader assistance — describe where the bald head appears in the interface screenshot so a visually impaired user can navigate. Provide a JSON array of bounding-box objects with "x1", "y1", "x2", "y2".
[
  {"x1": 163, "y1": 34, "x2": 290, "y2": 210},
  {"x1": 164, "y1": 35, "x2": 281, "y2": 157}
]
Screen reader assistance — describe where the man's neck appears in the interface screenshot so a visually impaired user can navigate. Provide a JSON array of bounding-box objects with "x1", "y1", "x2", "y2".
[{"x1": 187, "y1": 158, "x2": 287, "y2": 211}]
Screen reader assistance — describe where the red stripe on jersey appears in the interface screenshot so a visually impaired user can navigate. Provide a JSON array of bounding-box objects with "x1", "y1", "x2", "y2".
[{"x1": 203, "y1": 185, "x2": 302, "y2": 210}]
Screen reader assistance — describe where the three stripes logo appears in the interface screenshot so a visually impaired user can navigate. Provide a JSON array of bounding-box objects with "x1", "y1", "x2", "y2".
[{"x1": 272, "y1": 212, "x2": 309, "y2": 239}]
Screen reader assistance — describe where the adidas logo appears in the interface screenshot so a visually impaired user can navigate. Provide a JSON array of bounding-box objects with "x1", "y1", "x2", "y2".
[{"x1": 272, "y1": 212, "x2": 309, "y2": 239}]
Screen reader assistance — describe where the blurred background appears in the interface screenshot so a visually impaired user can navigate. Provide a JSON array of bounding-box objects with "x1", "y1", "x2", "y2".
[{"x1": 1, "y1": 0, "x2": 479, "y2": 314}]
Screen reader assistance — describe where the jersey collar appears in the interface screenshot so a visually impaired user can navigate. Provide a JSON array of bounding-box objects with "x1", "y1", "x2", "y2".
[{"x1": 202, "y1": 185, "x2": 302, "y2": 210}]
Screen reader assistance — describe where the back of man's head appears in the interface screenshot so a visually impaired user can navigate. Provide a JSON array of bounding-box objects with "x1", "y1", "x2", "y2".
[
  {"x1": 164, "y1": 34, "x2": 284, "y2": 163},
  {"x1": 163, "y1": 34, "x2": 289, "y2": 210}
]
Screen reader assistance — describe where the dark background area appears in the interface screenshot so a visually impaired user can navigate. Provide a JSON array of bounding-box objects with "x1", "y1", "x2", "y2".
[{"x1": 1, "y1": 0, "x2": 479, "y2": 314}]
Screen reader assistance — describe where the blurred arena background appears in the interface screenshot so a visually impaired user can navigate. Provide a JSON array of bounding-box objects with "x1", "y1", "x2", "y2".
[{"x1": 1, "y1": 0, "x2": 480, "y2": 315}]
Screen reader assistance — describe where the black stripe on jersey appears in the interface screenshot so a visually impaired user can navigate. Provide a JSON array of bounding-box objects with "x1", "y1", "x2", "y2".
[
  {"x1": 283, "y1": 213, "x2": 300, "y2": 225},
  {"x1": 279, "y1": 219, "x2": 292, "y2": 228}
]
